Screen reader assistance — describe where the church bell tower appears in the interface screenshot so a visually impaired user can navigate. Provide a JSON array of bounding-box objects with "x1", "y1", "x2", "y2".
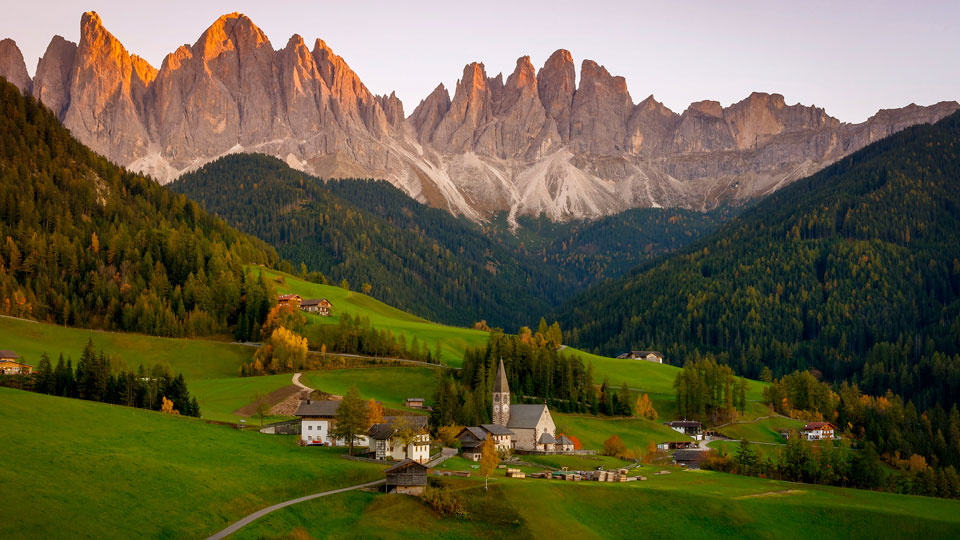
[{"x1": 493, "y1": 358, "x2": 510, "y2": 426}]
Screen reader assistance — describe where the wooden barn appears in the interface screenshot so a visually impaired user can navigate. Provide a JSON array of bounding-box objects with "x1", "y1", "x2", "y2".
[{"x1": 384, "y1": 459, "x2": 428, "y2": 495}]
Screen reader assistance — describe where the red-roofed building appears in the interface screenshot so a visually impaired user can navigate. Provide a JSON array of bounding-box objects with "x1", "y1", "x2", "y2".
[
  {"x1": 278, "y1": 294, "x2": 302, "y2": 308},
  {"x1": 801, "y1": 421, "x2": 838, "y2": 441}
]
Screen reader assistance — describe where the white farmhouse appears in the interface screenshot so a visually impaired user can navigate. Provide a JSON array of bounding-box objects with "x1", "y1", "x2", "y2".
[
  {"x1": 294, "y1": 399, "x2": 370, "y2": 447},
  {"x1": 368, "y1": 416, "x2": 431, "y2": 463}
]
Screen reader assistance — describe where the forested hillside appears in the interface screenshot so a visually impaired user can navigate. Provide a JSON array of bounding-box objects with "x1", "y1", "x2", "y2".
[
  {"x1": 172, "y1": 154, "x2": 724, "y2": 328},
  {"x1": 561, "y1": 111, "x2": 960, "y2": 411},
  {"x1": 0, "y1": 78, "x2": 279, "y2": 338}
]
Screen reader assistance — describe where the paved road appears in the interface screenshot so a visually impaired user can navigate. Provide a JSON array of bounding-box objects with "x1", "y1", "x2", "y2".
[{"x1": 205, "y1": 479, "x2": 386, "y2": 540}]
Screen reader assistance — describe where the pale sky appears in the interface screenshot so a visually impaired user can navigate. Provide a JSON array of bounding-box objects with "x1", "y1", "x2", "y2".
[{"x1": 1, "y1": 0, "x2": 957, "y2": 123}]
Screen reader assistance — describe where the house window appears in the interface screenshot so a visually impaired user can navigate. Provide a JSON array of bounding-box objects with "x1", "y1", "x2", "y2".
[{"x1": 308, "y1": 426, "x2": 313, "y2": 430}]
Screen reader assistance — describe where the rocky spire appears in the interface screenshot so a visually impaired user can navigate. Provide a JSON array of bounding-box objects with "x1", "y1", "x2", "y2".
[
  {"x1": 32, "y1": 36, "x2": 77, "y2": 118},
  {"x1": 409, "y1": 83, "x2": 451, "y2": 143},
  {"x1": 0, "y1": 39, "x2": 31, "y2": 94},
  {"x1": 537, "y1": 49, "x2": 576, "y2": 142},
  {"x1": 569, "y1": 59, "x2": 633, "y2": 154}
]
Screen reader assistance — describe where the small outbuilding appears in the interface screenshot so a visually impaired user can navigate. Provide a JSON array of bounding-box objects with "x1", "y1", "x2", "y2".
[
  {"x1": 405, "y1": 398, "x2": 425, "y2": 409},
  {"x1": 384, "y1": 459, "x2": 428, "y2": 495},
  {"x1": 278, "y1": 294, "x2": 302, "y2": 307}
]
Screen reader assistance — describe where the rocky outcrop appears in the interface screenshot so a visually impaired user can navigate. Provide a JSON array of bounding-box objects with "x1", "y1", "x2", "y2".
[
  {"x1": 2, "y1": 11, "x2": 957, "y2": 223},
  {"x1": 0, "y1": 39, "x2": 30, "y2": 93},
  {"x1": 32, "y1": 36, "x2": 77, "y2": 118}
]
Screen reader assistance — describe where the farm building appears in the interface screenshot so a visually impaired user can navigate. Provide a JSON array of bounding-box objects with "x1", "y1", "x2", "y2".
[
  {"x1": 802, "y1": 422, "x2": 838, "y2": 441},
  {"x1": 294, "y1": 399, "x2": 341, "y2": 446},
  {"x1": 673, "y1": 449, "x2": 708, "y2": 469},
  {"x1": 405, "y1": 398, "x2": 425, "y2": 409},
  {"x1": 300, "y1": 298, "x2": 332, "y2": 316},
  {"x1": 368, "y1": 416, "x2": 430, "y2": 463},
  {"x1": 666, "y1": 420, "x2": 704, "y2": 440},
  {"x1": 458, "y1": 427, "x2": 487, "y2": 461},
  {"x1": 458, "y1": 424, "x2": 515, "y2": 460},
  {"x1": 277, "y1": 294, "x2": 302, "y2": 307},
  {"x1": 384, "y1": 459, "x2": 428, "y2": 495},
  {"x1": 615, "y1": 351, "x2": 664, "y2": 363},
  {"x1": 0, "y1": 350, "x2": 32, "y2": 374}
]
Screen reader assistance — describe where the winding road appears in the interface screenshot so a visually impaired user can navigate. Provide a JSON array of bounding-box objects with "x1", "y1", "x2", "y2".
[
  {"x1": 205, "y1": 479, "x2": 386, "y2": 540},
  {"x1": 205, "y1": 448, "x2": 458, "y2": 539}
]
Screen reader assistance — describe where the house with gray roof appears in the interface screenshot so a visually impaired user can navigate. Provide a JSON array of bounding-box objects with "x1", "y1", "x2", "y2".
[
  {"x1": 294, "y1": 399, "x2": 341, "y2": 446},
  {"x1": 367, "y1": 416, "x2": 430, "y2": 463}
]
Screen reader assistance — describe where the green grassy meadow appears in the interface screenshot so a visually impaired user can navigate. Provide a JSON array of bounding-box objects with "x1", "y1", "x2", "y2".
[
  {"x1": 717, "y1": 416, "x2": 807, "y2": 444},
  {"x1": 250, "y1": 267, "x2": 490, "y2": 365},
  {"x1": 0, "y1": 388, "x2": 385, "y2": 540},
  {"x1": 301, "y1": 367, "x2": 439, "y2": 410},
  {"x1": 0, "y1": 316, "x2": 254, "y2": 381},
  {"x1": 189, "y1": 373, "x2": 299, "y2": 422},
  {"x1": 232, "y1": 468, "x2": 960, "y2": 540},
  {"x1": 553, "y1": 412, "x2": 691, "y2": 451}
]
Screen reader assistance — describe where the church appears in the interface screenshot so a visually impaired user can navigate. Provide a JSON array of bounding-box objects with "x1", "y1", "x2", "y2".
[{"x1": 493, "y1": 359, "x2": 559, "y2": 452}]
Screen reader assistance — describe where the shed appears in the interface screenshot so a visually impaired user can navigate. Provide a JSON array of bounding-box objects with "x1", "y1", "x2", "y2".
[{"x1": 384, "y1": 459, "x2": 428, "y2": 495}]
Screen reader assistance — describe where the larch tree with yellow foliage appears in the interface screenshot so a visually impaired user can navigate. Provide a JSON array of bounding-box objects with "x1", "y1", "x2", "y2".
[
  {"x1": 635, "y1": 393, "x2": 658, "y2": 421},
  {"x1": 479, "y1": 435, "x2": 500, "y2": 491}
]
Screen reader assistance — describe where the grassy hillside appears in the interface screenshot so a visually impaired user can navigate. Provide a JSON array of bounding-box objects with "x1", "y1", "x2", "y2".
[
  {"x1": 253, "y1": 267, "x2": 489, "y2": 365},
  {"x1": 0, "y1": 316, "x2": 253, "y2": 381},
  {"x1": 0, "y1": 388, "x2": 384, "y2": 540},
  {"x1": 302, "y1": 367, "x2": 438, "y2": 411},
  {"x1": 232, "y1": 469, "x2": 960, "y2": 540}
]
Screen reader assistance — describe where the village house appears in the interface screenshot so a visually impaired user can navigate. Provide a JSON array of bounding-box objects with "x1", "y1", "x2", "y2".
[
  {"x1": 405, "y1": 398, "x2": 425, "y2": 409},
  {"x1": 368, "y1": 416, "x2": 430, "y2": 463},
  {"x1": 801, "y1": 421, "x2": 838, "y2": 441},
  {"x1": 666, "y1": 420, "x2": 704, "y2": 441},
  {"x1": 384, "y1": 459, "x2": 428, "y2": 495},
  {"x1": 457, "y1": 424, "x2": 515, "y2": 460},
  {"x1": 616, "y1": 350, "x2": 664, "y2": 363},
  {"x1": 0, "y1": 350, "x2": 33, "y2": 375},
  {"x1": 492, "y1": 359, "x2": 558, "y2": 452},
  {"x1": 278, "y1": 294, "x2": 302, "y2": 308},
  {"x1": 294, "y1": 399, "x2": 340, "y2": 446},
  {"x1": 300, "y1": 298, "x2": 333, "y2": 316}
]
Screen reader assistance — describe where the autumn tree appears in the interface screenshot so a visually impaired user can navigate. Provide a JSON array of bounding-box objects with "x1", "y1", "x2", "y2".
[
  {"x1": 635, "y1": 393, "x2": 659, "y2": 421},
  {"x1": 479, "y1": 435, "x2": 500, "y2": 491},
  {"x1": 333, "y1": 386, "x2": 369, "y2": 455},
  {"x1": 602, "y1": 434, "x2": 626, "y2": 457},
  {"x1": 393, "y1": 415, "x2": 423, "y2": 460},
  {"x1": 368, "y1": 398, "x2": 384, "y2": 427},
  {"x1": 261, "y1": 303, "x2": 306, "y2": 338},
  {"x1": 436, "y1": 425, "x2": 463, "y2": 447},
  {"x1": 160, "y1": 396, "x2": 179, "y2": 415}
]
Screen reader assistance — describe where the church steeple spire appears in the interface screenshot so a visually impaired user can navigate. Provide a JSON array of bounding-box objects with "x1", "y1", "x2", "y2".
[{"x1": 493, "y1": 357, "x2": 510, "y2": 426}]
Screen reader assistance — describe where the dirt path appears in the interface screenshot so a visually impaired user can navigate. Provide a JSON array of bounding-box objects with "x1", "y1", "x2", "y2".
[
  {"x1": 205, "y1": 479, "x2": 386, "y2": 540},
  {"x1": 292, "y1": 372, "x2": 312, "y2": 392}
]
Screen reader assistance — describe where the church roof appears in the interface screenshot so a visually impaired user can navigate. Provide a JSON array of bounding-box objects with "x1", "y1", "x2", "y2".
[
  {"x1": 538, "y1": 432, "x2": 557, "y2": 444},
  {"x1": 494, "y1": 358, "x2": 509, "y2": 393},
  {"x1": 506, "y1": 404, "x2": 548, "y2": 429}
]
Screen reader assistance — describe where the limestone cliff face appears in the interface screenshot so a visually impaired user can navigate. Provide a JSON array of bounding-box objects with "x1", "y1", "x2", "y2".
[
  {"x1": 32, "y1": 36, "x2": 77, "y2": 118},
  {"x1": 0, "y1": 39, "x2": 31, "y2": 93},
  {"x1": 2, "y1": 11, "x2": 957, "y2": 222}
]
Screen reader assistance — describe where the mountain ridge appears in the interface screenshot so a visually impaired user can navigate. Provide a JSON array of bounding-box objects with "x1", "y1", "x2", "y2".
[{"x1": 1, "y1": 11, "x2": 956, "y2": 222}]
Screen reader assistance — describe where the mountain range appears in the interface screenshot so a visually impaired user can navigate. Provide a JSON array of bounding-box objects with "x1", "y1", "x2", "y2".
[{"x1": 1, "y1": 11, "x2": 956, "y2": 222}]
